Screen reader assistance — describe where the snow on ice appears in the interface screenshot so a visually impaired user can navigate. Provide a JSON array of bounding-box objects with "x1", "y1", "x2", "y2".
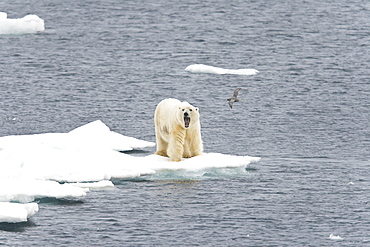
[
  {"x1": 0, "y1": 12, "x2": 44, "y2": 35},
  {"x1": 185, "y1": 64, "x2": 259, "y2": 75},
  {"x1": 0, "y1": 120, "x2": 260, "y2": 223}
]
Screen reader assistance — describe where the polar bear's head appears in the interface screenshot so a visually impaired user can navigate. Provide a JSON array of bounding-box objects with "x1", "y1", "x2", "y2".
[{"x1": 178, "y1": 102, "x2": 199, "y2": 129}]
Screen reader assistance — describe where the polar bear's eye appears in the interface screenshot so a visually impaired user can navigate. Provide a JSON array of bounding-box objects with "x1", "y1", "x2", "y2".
[
  {"x1": 182, "y1": 109, "x2": 184, "y2": 111},
  {"x1": 189, "y1": 109, "x2": 192, "y2": 111}
]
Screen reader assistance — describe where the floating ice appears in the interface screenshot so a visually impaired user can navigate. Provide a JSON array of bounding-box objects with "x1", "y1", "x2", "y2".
[
  {"x1": 0, "y1": 120, "x2": 156, "y2": 182},
  {"x1": 329, "y1": 234, "x2": 344, "y2": 240},
  {"x1": 0, "y1": 120, "x2": 260, "y2": 223},
  {"x1": 0, "y1": 202, "x2": 39, "y2": 223},
  {"x1": 139, "y1": 153, "x2": 260, "y2": 171},
  {"x1": 185, "y1": 64, "x2": 259, "y2": 75},
  {"x1": 0, "y1": 12, "x2": 44, "y2": 35},
  {"x1": 69, "y1": 180, "x2": 115, "y2": 189},
  {"x1": 0, "y1": 12, "x2": 6, "y2": 20},
  {"x1": 68, "y1": 120, "x2": 155, "y2": 151},
  {"x1": 0, "y1": 120, "x2": 155, "y2": 153},
  {"x1": 0, "y1": 179, "x2": 87, "y2": 203}
]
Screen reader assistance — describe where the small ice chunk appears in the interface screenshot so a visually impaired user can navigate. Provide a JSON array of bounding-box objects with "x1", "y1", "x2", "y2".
[{"x1": 329, "y1": 234, "x2": 344, "y2": 240}]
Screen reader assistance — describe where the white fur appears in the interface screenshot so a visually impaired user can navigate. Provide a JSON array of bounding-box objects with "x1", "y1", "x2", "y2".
[{"x1": 154, "y1": 98, "x2": 203, "y2": 162}]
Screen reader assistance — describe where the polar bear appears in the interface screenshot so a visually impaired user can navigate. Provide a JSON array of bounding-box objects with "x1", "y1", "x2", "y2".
[{"x1": 154, "y1": 98, "x2": 203, "y2": 162}]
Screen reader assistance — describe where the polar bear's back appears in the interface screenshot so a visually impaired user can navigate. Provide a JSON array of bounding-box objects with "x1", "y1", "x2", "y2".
[
  {"x1": 156, "y1": 98, "x2": 181, "y2": 111},
  {"x1": 155, "y1": 98, "x2": 181, "y2": 118}
]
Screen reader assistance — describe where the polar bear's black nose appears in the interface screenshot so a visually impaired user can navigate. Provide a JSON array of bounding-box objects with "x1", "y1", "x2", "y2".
[{"x1": 184, "y1": 112, "x2": 189, "y2": 117}]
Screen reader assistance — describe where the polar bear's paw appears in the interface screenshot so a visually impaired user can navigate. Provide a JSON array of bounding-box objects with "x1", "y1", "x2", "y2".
[
  {"x1": 155, "y1": 150, "x2": 168, "y2": 157},
  {"x1": 169, "y1": 157, "x2": 182, "y2": 162}
]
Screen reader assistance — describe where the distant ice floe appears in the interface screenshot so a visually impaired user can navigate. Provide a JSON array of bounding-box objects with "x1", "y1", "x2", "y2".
[
  {"x1": 185, "y1": 64, "x2": 259, "y2": 75},
  {"x1": 0, "y1": 12, "x2": 44, "y2": 35},
  {"x1": 0, "y1": 120, "x2": 260, "y2": 223}
]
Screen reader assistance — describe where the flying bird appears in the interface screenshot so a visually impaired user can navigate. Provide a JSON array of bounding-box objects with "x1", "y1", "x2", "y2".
[{"x1": 227, "y1": 88, "x2": 241, "y2": 108}]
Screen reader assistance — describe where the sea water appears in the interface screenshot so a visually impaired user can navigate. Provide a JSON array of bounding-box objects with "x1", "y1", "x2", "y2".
[{"x1": 0, "y1": 0, "x2": 370, "y2": 245}]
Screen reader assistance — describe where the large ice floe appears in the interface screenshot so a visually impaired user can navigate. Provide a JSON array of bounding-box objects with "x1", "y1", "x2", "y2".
[
  {"x1": 185, "y1": 64, "x2": 259, "y2": 75},
  {"x1": 0, "y1": 12, "x2": 44, "y2": 35},
  {"x1": 0, "y1": 120, "x2": 260, "y2": 223}
]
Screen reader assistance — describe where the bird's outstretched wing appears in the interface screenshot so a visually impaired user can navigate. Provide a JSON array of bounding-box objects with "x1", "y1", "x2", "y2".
[
  {"x1": 228, "y1": 99, "x2": 235, "y2": 108},
  {"x1": 233, "y1": 88, "x2": 241, "y2": 97}
]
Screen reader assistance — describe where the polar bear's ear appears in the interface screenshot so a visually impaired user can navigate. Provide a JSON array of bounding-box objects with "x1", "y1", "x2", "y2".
[{"x1": 195, "y1": 107, "x2": 199, "y2": 111}]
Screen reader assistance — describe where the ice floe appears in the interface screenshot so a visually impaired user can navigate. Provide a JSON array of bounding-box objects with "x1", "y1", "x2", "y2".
[
  {"x1": 0, "y1": 12, "x2": 44, "y2": 35},
  {"x1": 0, "y1": 120, "x2": 155, "y2": 152},
  {"x1": 0, "y1": 120, "x2": 260, "y2": 222},
  {"x1": 185, "y1": 64, "x2": 259, "y2": 75},
  {"x1": 140, "y1": 153, "x2": 260, "y2": 171},
  {"x1": 0, "y1": 179, "x2": 87, "y2": 203},
  {"x1": 0, "y1": 202, "x2": 39, "y2": 223},
  {"x1": 0, "y1": 120, "x2": 156, "y2": 182}
]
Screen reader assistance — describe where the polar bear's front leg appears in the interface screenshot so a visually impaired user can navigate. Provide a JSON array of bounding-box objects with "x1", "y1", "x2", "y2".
[
  {"x1": 190, "y1": 137, "x2": 203, "y2": 157},
  {"x1": 155, "y1": 136, "x2": 168, "y2": 157},
  {"x1": 183, "y1": 141, "x2": 191, "y2": 158},
  {"x1": 155, "y1": 125, "x2": 169, "y2": 157},
  {"x1": 168, "y1": 128, "x2": 185, "y2": 162}
]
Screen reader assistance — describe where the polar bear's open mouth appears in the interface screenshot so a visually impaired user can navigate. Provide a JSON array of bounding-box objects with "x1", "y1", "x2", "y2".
[{"x1": 184, "y1": 116, "x2": 190, "y2": 128}]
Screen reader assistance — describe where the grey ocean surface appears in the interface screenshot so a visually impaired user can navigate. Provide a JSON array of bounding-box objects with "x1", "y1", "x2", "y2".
[{"x1": 1, "y1": 0, "x2": 370, "y2": 246}]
